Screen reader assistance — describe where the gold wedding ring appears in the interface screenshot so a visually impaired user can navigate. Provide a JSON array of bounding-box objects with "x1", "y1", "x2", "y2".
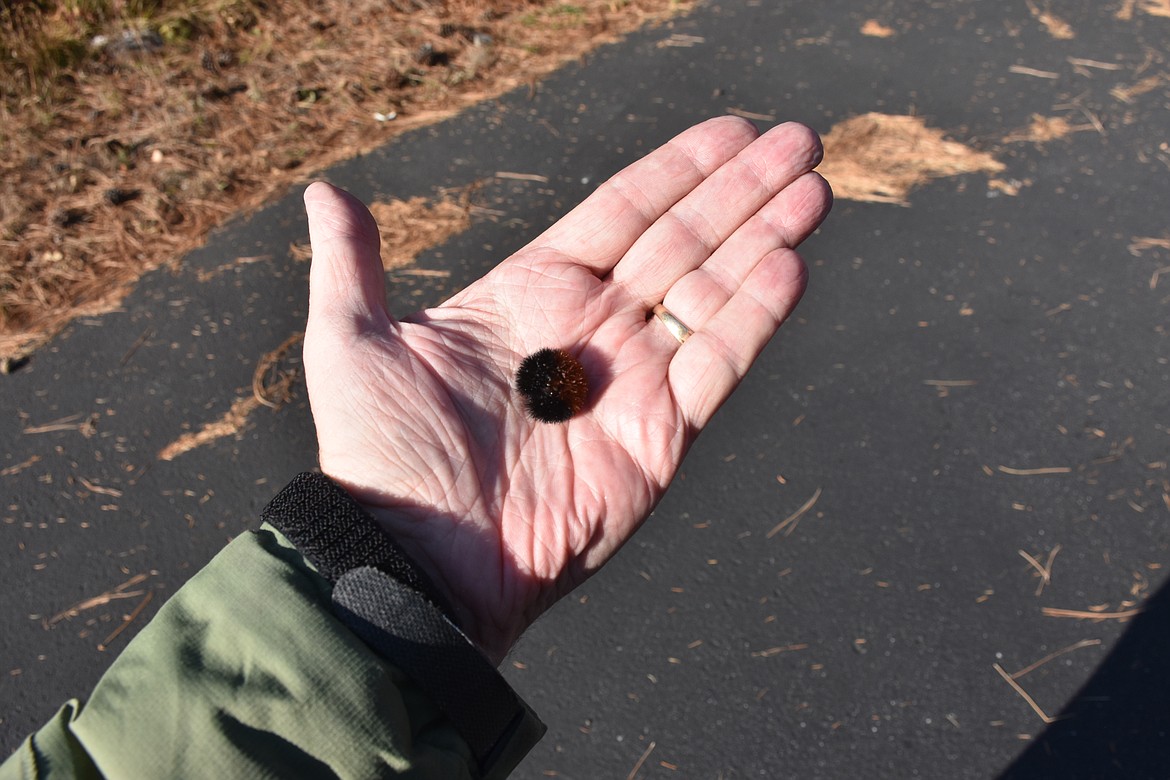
[{"x1": 652, "y1": 303, "x2": 693, "y2": 344}]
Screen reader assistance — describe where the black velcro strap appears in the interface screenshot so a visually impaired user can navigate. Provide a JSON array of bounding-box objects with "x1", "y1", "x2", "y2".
[
  {"x1": 261, "y1": 471, "x2": 456, "y2": 620},
  {"x1": 333, "y1": 568, "x2": 545, "y2": 777},
  {"x1": 262, "y1": 472, "x2": 547, "y2": 776}
]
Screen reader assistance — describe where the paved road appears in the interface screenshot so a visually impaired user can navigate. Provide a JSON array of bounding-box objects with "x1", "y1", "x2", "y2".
[{"x1": 4, "y1": 1, "x2": 1170, "y2": 777}]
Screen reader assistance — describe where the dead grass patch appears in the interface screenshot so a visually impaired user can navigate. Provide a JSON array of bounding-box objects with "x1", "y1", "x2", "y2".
[
  {"x1": 158, "y1": 328, "x2": 303, "y2": 460},
  {"x1": 817, "y1": 113, "x2": 1005, "y2": 206},
  {"x1": 0, "y1": 0, "x2": 694, "y2": 363},
  {"x1": 369, "y1": 195, "x2": 473, "y2": 271},
  {"x1": 289, "y1": 187, "x2": 475, "y2": 270},
  {"x1": 1003, "y1": 114, "x2": 1097, "y2": 143},
  {"x1": 859, "y1": 19, "x2": 895, "y2": 38},
  {"x1": 1026, "y1": 0, "x2": 1076, "y2": 39},
  {"x1": 1110, "y1": 74, "x2": 1166, "y2": 103},
  {"x1": 165, "y1": 189, "x2": 470, "y2": 460},
  {"x1": 1138, "y1": 0, "x2": 1170, "y2": 18}
]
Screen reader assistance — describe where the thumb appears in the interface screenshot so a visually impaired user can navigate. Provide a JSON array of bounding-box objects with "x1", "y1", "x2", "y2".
[{"x1": 304, "y1": 181, "x2": 394, "y2": 336}]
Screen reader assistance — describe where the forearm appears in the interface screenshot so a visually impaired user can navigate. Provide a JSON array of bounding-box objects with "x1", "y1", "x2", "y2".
[{"x1": 3, "y1": 486, "x2": 542, "y2": 779}]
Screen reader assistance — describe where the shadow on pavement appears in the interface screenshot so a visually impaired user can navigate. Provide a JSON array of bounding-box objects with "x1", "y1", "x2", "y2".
[{"x1": 999, "y1": 579, "x2": 1170, "y2": 779}]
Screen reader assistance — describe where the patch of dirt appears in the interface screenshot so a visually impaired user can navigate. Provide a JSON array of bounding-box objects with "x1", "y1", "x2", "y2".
[
  {"x1": 817, "y1": 113, "x2": 1005, "y2": 206},
  {"x1": 0, "y1": 0, "x2": 693, "y2": 364}
]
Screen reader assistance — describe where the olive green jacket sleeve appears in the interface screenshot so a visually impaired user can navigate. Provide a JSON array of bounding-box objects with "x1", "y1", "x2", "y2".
[{"x1": 1, "y1": 525, "x2": 519, "y2": 779}]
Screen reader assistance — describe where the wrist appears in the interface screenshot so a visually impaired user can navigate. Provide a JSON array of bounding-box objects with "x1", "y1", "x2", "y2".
[
  {"x1": 361, "y1": 504, "x2": 511, "y2": 663},
  {"x1": 261, "y1": 472, "x2": 458, "y2": 623},
  {"x1": 360, "y1": 508, "x2": 527, "y2": 666},
  {"x1": 259, "y1": 471, "x2": 547, "y2": 774},
  {"x1": 314, "y1": 471, "x2": 523, "y2": 665}
]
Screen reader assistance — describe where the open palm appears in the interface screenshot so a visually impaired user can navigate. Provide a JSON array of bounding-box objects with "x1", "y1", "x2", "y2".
[{"x1": 303, "y1": 117, "x2": 831, "y2": 663}]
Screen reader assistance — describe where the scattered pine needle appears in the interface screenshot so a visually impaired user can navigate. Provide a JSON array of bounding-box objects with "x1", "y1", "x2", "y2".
[
  {"x1": 1003, "y1": 114, "x2": 1096, "y2": 144},
  {"x1": 1111, "y1": 75, "x2": 1166, "y2": 103},
  {"x1": 1042, "y1": 606, "x2": 1143, "y2": 621},
  {"x1": 158, "y1": 394, "x2": 262, "y2": 461},
  {"x1": 98, "y1": 591, "x2": 154, "y2": 651},
  {"x1": 78, "y1": 476, "x2": 124, "y2": 497},
  {"x1": 923, "y1": 379, "x2": 977, "y2": 398},
  {"x1": 1026, "y1": 0, "x2": 1075, "y2": 39},
  {"x1": 1011, "y1": 639, "x2": 1101, "y2": 679},
  {"x1": 656, "y1": 33, "x2": 705, "y2": 48},
  {"x1": 768, "y1": 487, "x2": 822, "y2": 538},
  {"x1": 159, "y1": 332, "x2": 303, "y2": 459},
  {"x1": 627, "y1": 741, "x2": 656, "y2": 780},
  {"x1": 998, "y1": 465, "x2": 1072, "y2": 476},
  {"x1": 994, "y1": 639, "x2": 1104, "y2": 724},
  {"x1": 194, "y1": 255, "x2": 272, "y2": 283},
  {"x1": 726, "y1": 107, "x2": 775, "y2": 122},
  {"x1": 993, "y1": 663, "x2": 1056, "y2": 724},
  {"x1": 252, "y1": 331, "x2": 304, "y2": 409},
  {"x1": 22, "y1": 413, "x2": 99, "y2": 436},
  {"x1": 47, "y1": 573, "x2": 149, "y2": 626},
  {"x1": 1019, "y1": 544, "x2": 1061, "y2": 596},
  {"x1": 0, "y1": 454, "x2": 41, "y2": 477},
  {"x1": 394, "y1": 268, "x2": 452, "y2": 278},
  {"x1": 1066, "y1": 57, "x2": 1122, "y2": 70},
  {"x1": 1129, "y1": 236, "x2": 1170, "y2": 255},
  {"x1": 494, "y1": 172, "x2": 550, "y2": 183},
  {"x1": 751, "y1": 643, "x2": 809, "y2": 657},
  {"x1": 1009, "y1": 65, "x2": 1060, "y2": 79}
]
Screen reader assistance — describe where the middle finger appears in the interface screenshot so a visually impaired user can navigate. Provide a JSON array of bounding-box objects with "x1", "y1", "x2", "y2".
[{"x1": 608, "y1": 121, "x2": 823, "y2": 308}]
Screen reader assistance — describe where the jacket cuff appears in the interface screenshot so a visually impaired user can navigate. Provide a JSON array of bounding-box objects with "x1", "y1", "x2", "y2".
[{"x1": 262, "y1": 472, "x2": 545, "y2": 779}]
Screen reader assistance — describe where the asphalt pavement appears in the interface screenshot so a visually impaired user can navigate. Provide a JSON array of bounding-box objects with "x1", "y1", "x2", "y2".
[{"x1": 4, "y1": 1, "x2": 1170, "y2": 777}]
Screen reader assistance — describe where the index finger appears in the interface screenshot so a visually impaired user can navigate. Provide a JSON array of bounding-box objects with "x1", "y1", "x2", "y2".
[{"x1": 528, "y1": 116, "x2": 761, "y2": 274}]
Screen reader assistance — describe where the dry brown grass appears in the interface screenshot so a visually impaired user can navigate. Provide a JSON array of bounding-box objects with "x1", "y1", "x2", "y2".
[
  {"x1": 0, "y1": 0, "x2": 693, "y2": 365},
  {"x1": 288, "y1": 187, "x2": 476, "y2": 270},
  {"x1": 818, "y1": 113, "x2": 1004, "y2": 206}
]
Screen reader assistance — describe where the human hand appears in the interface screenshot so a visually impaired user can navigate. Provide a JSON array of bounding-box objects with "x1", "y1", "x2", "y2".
[{"x1": 302, "y1": 117, "x2": 831, "y2": 664}]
